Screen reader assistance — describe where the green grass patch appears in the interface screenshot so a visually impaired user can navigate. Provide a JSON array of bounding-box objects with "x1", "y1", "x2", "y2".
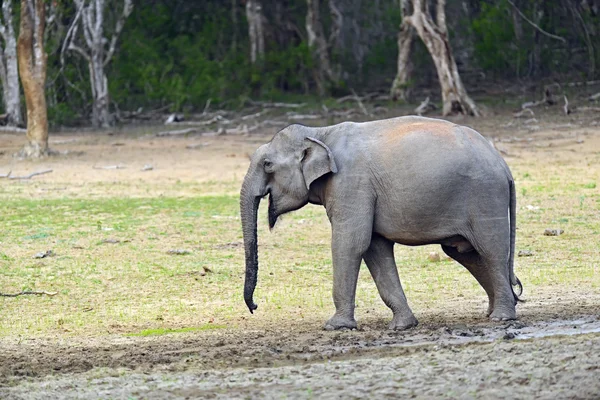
[{"x1": 1, "y1": 138, "x2": 599, "y2": 339}]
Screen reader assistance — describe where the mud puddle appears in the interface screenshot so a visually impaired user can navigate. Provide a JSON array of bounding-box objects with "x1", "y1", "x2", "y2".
[{"x1": 282, "y1": 316, "x2": 600, "y2": 363}]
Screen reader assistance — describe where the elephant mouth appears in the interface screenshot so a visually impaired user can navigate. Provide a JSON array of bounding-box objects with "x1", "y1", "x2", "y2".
[{"x1": 267, "y1": 192, "x2": 278, "y2": 229}]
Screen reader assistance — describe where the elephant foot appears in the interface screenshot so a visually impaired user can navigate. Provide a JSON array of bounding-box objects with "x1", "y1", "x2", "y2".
[
  {"x1": 489, "y1": 307, "x2": 516, "y2": 322},
  {"x1": 324, "y1": 314, "x2": 357, "y2": 331},
  {"x1": 389, "y1": 314, "x2": 418, "y2": 331}
]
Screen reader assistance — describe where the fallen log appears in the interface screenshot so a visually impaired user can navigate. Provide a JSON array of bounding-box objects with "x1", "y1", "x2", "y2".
[{"x1": 8, "y1": 169, "x2": 53, "y2": 180}]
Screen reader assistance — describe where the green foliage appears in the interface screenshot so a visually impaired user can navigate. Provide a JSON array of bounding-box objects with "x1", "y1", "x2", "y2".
[
  {"x1": 17, "y1": 0, "x2": 600, "y2": 126},
  {"x1": 471, "y1": 2, "x2": 526, "y2": 76},
  {"x1": 259, "y1": 42, "x2": 314, "y2": 97}
]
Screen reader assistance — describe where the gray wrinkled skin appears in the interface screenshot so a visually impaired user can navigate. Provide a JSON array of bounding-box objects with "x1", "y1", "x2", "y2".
[{"x1": 241, "y1": 116, "x2": 521, "y2": 331}]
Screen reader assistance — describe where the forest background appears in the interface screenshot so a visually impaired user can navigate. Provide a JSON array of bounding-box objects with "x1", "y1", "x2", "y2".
[{"x1": 1, "y1": 0, "x2": 600, "y2": 129}]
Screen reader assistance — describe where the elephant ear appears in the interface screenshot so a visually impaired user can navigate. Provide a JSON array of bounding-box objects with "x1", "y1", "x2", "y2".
[{"x1": 301, "y1": 137, "x2": 338, "y2": 190}]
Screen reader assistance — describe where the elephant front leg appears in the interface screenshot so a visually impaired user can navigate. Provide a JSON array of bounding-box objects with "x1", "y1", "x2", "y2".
[
  {"x1": 324, "y1": 226, "x2": 371, "y2": 331},
  {"x1": 363, "y1": 235, "x2": 418, "y2": 331}
]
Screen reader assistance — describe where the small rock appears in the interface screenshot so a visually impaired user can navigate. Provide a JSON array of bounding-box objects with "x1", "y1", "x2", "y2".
[
  {"x1": 518, "y1": 250, "x2": 534, "y2": 257},
  {"x1": 544, "y1": 228, "x2": 564, "y2": 236},
  {"x1": 525, "y1": 205, "x2": 540, "y2": 211},
  {"x1": 33, "y1": 250, "x2": 54, "y2": 259},
  {"x1": 506, "y1": 321, "x2": 526, "y2": 329},
  {"x1": 503, "y1": 332, "x2": 516, "y2": 340},
  {"x1": 141, "y1": 164, "x2": 154, "y2": 171},
  {"x1": 167, "y1": 249, "x2": 191, "y2": 255},
  {"x1": 427, "y1": 252, "x2": 441, "y2": 262},
  {"x1": 165, "y1": 113, "x2": 184, "y2": 124},
  {"x1": 102, "y1": 238, "x2": 121, "y2": 244}
]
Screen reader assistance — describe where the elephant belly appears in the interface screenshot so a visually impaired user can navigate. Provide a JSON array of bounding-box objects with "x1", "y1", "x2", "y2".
[{"x1": 373, "y1": 207, "x2": 467, "y2": 247}]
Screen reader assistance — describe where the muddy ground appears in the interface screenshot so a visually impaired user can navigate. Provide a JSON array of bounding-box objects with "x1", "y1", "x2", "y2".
[
  {"x1": 1, "y1": 108, "x2": 600, "y2": 399},
  {"x1": 1, "y1": 311, "x2": 600, "y2": 399}
]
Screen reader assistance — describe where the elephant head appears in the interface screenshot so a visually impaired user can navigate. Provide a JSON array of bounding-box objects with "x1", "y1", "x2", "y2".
[{"x1": 240, "y1": 125, "x2": 338, "y2": 313}]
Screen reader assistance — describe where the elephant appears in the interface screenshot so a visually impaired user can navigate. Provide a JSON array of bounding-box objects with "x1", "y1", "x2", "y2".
[{"x1": 240, "y1": 116, "x2": 522, "y2": 331}]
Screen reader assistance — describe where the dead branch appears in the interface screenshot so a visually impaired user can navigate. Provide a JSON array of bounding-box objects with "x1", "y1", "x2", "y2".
[
  {"x1": 241, "y1": 110, "x2": 269, "y2": 120},
  {"x1": 521, "y1": 88, "x2": 556, "y2": 109},
  {"x1": 93, "y1": 165, "x2": 125, "y2": 170},
  {"x1": 202, "y1": 98, "x2": 212, "y2": 114},
  {"x1": 506, "y1": 0, "x2": 566, "y2": 43},
  {"x1": 8, "y1": 169, "x2": 53, "y2": 180},
  {"x1": 0, "y1": 170, "x2": 11, "y2": 178},
  {"x1": 563, "y1": 95, "x2": 570, "y2": 115},
  {"x1": 414, "y1": 96, "x2": 436, "y2": 116},
  {"x1": 372, "y1": 106, "x2": 389, "y2": 114},
  {"x1": 331, "y1": 108, "x2": 359, "y2": 118},
  {"x1": 562, "y1": 80, "x2": 600, "y2": 88},
  {"x1": 0, "y1": 126, "x2": 26, "y2": 133},
  {"x1": 589, "y1": 92, "x2": 600, "y2": 101},
  {"x1": 260, "y1": 119, "x2": 288, "y2": 127},
  {"x1": 287, "y1": 113, "x2": 322, "y2": 120},
  {"x1": 513, "y1": 108, "x2": 535, "y2": 118},
  {"x1": 225, "y1": 124, "x2": 260, "y2": 135},
  {"x1": 165, "y1": 115, "x2": 231, "y2": 126},
  {"x1": 351, "y1": 89, "x2": 370, "y2": 116},
  {"x1": 248, "y1": 100, "x2": 305, "y2": 108},
  {"x1": 373, "y1": 94, "x2": 391, "y2": 101},
  {"x1": 336, "y1": 94, "x2": 356, "y2": 104},
  {"x1": 0, "y1": 290, "x2": 58, "y2": 297},
  {"x1": 201, "y1": 128, "x2": 226, "y2": 137},
  {"x1": 156, "y1": 128, "x2": 199, "y2": 137}
]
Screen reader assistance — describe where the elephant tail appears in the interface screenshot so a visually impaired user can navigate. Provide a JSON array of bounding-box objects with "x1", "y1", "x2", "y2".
[{"x1": 509, "y1": 179, "x2": 523, "y2": 302}]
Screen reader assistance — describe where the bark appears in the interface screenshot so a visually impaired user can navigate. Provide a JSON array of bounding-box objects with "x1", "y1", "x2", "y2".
[
  {"x1": 246, "y1": 0, "x2": 265, "y2": 64},
  {"x1": 327, "y1": 0, "x2": 343, "y2": 50},
  {"x1": 0, "y1": 1, "x2": 23, "y2": 126},
  {"x1": 306, "y1": 0, "x2": 336, "y2": 95},
  {"x1": 17, "y1": 0, "x2": 49, "y2": 158},
  {"x1": 64, "y1": 0, "x2": 133, "y2": 128},
  {"x1": 390, "y1": 0, "x2": 415, "y2": 101},
  {"x1": 403, "y1": 0, "x2": 479, "y2": 116}
]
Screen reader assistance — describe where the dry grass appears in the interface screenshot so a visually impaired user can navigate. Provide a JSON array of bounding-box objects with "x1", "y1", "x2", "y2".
[{"x1": 0, "y1": 117, "x2": 599, "y2": 338}]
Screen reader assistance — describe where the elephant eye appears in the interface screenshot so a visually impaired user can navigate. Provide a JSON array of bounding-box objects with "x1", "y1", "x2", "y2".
[
  {"x1": 263, "y1": 159, "x2": 273, "y2": 171},
  {"x1": 301, "y1": 149, "x2": 309, "y2": 161}
]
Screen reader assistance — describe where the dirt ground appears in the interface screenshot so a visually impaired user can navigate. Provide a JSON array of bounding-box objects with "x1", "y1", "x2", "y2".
[{"x1": 1, "y1": 109, "x2": 600, "y2": 399}]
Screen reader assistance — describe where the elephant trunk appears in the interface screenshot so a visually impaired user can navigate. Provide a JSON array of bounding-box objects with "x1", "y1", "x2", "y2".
[{"x1": 240, "y1": 168, "x2": 265, "y2": 313}]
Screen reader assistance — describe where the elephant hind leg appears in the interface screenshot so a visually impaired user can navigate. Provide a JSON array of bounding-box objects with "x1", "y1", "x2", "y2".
[
  {"x1": 441, "y1": 244, "x2": 516, "y2": 321},
  {"x1": 364, "y1": 235, "x2": 418, "y2": 330}
]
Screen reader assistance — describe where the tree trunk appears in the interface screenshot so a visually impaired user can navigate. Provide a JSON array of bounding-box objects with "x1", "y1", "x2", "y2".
[
  {"x1": 404, "y1": 0, "x2": 479, "y2": 116},
  {"x1": 90, "y1": 52, "x2": 111, "y2": 128},
  {"x1": 306, "y1": 0, "x2": 336, "y2": 95},
  {"x1": 246, "y1": 0, "x2": 265, "y2": 64},
  {"x1": 0, "y1": 1, "x2": 23, "y2": 126},
  {"x1": 65, "y1": 0, "x2": 133, "y2": 128},
  {"x1": 17, "y1": 0, "x2": 48, "y2": 158},
  {"x1": 390, "y1": 1, "x2": 415, "y2": 102}
]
